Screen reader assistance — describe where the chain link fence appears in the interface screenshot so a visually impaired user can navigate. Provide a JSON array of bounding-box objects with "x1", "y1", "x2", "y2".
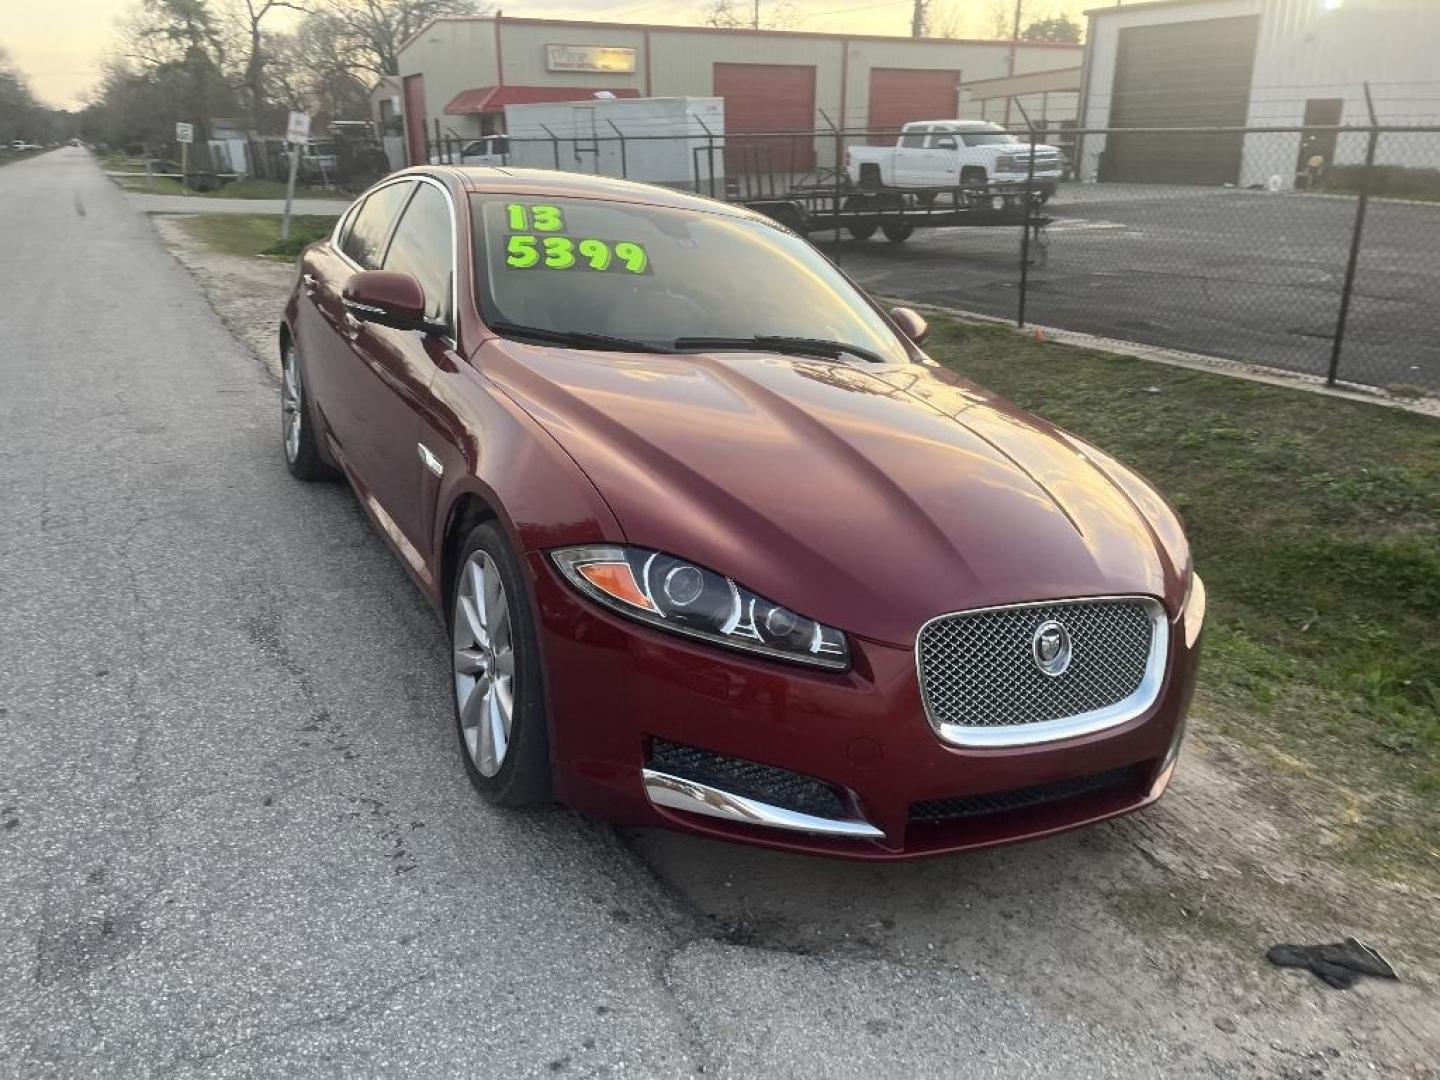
[{"x1": 423, "y1": 119, "x2": 1440, "y2": 396}]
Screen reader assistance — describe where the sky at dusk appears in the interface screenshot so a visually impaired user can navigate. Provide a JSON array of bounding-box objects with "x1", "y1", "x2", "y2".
[{"x1": 4, "y1": 0, "x2": 1090, "y2": 110}]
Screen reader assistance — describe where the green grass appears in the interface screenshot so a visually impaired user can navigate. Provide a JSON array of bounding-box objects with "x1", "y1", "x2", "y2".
[
  {"x1": 0, "y1": 148, "x2": 45, "y2": 168},
  {"x1": 111, "y1": 172, "x2": 334, "y2": 200},
  {"x1": 926, "y1": 319, "x2": 1440, "y2": 883},
  {"x1": 179, "y1": 213, "x2": 339, "y2": 260}
]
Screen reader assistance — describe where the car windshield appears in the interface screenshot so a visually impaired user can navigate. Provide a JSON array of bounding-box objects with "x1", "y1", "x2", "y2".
[
  {"x1": 962, "y1": 131, "x2": 1019, "y2": 147},
  {"x1": 470, "y1": 195, "x2": 910, "y2": 363}
]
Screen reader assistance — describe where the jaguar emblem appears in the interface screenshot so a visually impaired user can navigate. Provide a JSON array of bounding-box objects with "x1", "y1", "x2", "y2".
[{"x1": 1031, "y1": 620, "x2": 1072, "y2": 676}]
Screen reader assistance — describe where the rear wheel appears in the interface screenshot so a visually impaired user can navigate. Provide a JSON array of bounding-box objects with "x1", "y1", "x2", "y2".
[
  {"x1": 451, "y1": 521, "x2": 551, "y2": 807},
  {"x1": 881, "y1": 222, "x2": 914, "y2": 243}
]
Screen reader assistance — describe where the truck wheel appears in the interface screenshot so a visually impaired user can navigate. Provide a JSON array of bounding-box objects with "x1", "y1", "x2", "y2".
[
  {"x1": 881, "y1": 222, "x2": 913, "y2": 244},
  {"x1": 841, "y1": 195, "x2": 877, "y2": 240},
  {"x1": 847, "y1": 223, "x2": 877, "y2": 240},
  {"x1": 960, "y1": 166, "x2": 988, "y2": 189},
  {"x1": 858, "y1": 163, "x2": 883, "y2": 190}
]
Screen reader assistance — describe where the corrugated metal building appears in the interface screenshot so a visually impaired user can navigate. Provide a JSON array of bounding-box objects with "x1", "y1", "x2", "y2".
[
  {"x1": 392, "y1": 15, "x2": 1082, "y2": 166},
  {"x1": 1077, "y1": 0, "x2": 1440, "y2": 187}
]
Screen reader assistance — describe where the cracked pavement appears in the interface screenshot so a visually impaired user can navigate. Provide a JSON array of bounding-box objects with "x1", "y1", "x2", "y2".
[{"x1": 0, "y1": 149, "x2": 1225, "y2": 1077}]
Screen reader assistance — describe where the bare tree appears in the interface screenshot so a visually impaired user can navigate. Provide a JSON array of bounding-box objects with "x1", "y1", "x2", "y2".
[
  {"x1": 697, "y1": 0, "x2": 795, "y2": 30},
  {"x1": 225, "y1": 0, "x2": 310, "y2": 126},
  {"x1": 315, "y1": 0, "x2": 488, "y2": 79}
]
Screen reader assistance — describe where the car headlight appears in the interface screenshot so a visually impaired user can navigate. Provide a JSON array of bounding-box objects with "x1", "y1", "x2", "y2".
[
  {"x1": 1178, "y1": 570, "x2": 1206, "y2": 650},
  {"x1": 552, "y1": 545, "x2": 850, "y2": 671}
]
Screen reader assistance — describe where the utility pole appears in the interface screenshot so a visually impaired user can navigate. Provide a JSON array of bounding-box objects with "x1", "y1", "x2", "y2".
[
  {"x1": 753, "y1": 0, "x2": 760, "y2": 29},
  {"x1": 911, "y1": 0, "x2": 928, "y2": 37},
  {"x1": 1003, "y1": 0, "x2": 1024, "y2": 126}
]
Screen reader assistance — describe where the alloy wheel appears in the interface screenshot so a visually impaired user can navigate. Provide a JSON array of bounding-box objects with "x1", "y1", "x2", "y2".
[
  {"x1": 281, "y1": 345, "x2": 302, "y2": 464},
  {"x1": 453, "y1": 551, "x2": 516, "y2": 777}
]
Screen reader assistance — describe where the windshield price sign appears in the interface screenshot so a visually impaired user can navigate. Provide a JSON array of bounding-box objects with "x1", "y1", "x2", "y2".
[{"x1": 502, "y1": 203, "x2": 650, "y2": 275}]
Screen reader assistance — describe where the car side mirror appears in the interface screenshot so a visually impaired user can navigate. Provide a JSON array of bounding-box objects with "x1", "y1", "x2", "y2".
[
  {"x1": 342, "y1": 270, "x2": 441, "y2": 334},
  {"x1": 890, "y1": 306, "x2": 929, "y2": 345}
]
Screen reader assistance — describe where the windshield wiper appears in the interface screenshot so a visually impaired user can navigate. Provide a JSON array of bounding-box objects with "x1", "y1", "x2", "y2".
[
  {"x1": 672, "y1": 335, "x2": 887, "y2": 365},
  {"x1": 489, "y1": 321, "x2": 665, "y2": 354}
]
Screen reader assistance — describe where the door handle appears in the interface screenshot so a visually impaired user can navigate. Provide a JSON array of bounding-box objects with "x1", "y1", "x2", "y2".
[
  {"x1": 303, "y1": 273, "x2": 319, "y2": 294},
  {"x1": 342, "y1": 312, "x2": 362, "y2": 338}
]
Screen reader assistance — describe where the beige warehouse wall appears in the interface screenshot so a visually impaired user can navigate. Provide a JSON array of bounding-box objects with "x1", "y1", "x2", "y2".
[
  {"x1": 495, "y1": 23, "x2": 649, "y2": 91},
  {"x1": 398, "y1": 18, "x2": 1082, "y2": 148},
  {"x1": 399, "y1": 19, "x2": 500, "y2": 140}
]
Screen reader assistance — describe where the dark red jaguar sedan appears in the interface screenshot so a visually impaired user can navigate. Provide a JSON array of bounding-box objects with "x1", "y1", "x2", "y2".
[{"x1": 281, "y1": 166, "x2": 1205, "y2": 859}]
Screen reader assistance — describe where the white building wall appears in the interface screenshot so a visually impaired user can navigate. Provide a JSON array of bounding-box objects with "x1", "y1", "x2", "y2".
[{"x1": 1079, "y1": 0, "x2": 1440, "y2": 187}]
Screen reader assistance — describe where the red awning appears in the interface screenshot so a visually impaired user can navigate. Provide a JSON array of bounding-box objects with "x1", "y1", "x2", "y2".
[{"x1": 444, "y1": 85, "x2": 642, "y2": 116}]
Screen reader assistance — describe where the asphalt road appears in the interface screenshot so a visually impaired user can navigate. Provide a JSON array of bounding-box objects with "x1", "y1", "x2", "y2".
[
  {"x1": 834, "y1": 182, "x2": 1440, "y2": 393},
  {"x1": 0, "y1": 150, "x2": 1227, "y2": 1078}
]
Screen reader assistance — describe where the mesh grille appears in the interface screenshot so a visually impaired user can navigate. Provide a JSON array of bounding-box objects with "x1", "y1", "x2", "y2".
[
  {"x1": 909, "y1": 766, "x2": 1139, "y2": 824},
  {"x1": 918, "y1": 599, "x2": 1156, "y2": 731},
  {"x1": 649, "y1": 739, "x2": 848, "y2": 820}
]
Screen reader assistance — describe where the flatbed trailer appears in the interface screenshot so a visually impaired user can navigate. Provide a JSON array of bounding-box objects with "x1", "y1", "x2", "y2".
[{"x1": 736, "y1": 180, "x2": 1052, "y2": 247}]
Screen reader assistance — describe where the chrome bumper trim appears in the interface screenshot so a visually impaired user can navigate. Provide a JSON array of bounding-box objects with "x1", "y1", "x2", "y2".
[{"x1": 641, "y1": 769, "x2": 885, "y2": 840}]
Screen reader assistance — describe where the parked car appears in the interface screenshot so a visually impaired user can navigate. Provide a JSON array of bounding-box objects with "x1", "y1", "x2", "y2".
[
  {"x1": 847, "y1": 121, "x2": 1064, "y2": 201},
  {"x1": 8, "y1": 140, "x2": 43, "y2": 152},
  {"x1": 281, "y1": 166, "x2": 1204, "y2": 859},
  {"x1": 296, "y1": 140, "x2": 339, "y2": 182},
  {"x1": 428, "y1": 135, "x2": 509, "y2": 166}
]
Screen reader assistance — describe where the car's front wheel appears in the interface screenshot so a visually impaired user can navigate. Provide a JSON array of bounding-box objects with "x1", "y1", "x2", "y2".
[
  {"x1": 281, "y1": 339, "x2": 331, "y2": 480},
  {"x1": 451, "y1": 521, "x2": 551, "y2": 807}
]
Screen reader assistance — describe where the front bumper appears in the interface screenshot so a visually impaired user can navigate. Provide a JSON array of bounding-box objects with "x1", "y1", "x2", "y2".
[{"x1": 526, "y1": 552, "x2": 1202, "y2": 860}]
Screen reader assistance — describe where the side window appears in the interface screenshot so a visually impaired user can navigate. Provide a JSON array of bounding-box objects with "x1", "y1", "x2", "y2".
[
  {"x1": 491, "y1": 137, "x2": 509, "y2": 155},
  {"x1": 335, "y1": 197, "x2": 364, "y2": 253},
  {"x1": 462, "y1": 141, "x2": 484, "y2": 157},
  {"x1": 382, "y1": 182, "x2": 454, "y2": 325},
  {"x1": 900, "y1": 130, "x2": 926, "y2": 149},
  {"x1": 342, "y1": 181, "x2": 413, "y2": 270},
  {"x1": 929, "y1": 132, "x2": 958, "y2": 150}
]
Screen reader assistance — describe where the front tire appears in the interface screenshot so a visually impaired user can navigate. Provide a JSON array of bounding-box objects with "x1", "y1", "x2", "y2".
[
  {"x1": 451, "y1": 521, "x2": 551, "y2": 807},
  {"x1": 281, "y1": 339, "x2": 331, "y2": 480}
]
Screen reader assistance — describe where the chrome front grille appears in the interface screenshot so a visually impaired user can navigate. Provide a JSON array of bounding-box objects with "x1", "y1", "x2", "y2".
[{"x1": 916, "y1": 597, "x2": 1167, "y2": 747}]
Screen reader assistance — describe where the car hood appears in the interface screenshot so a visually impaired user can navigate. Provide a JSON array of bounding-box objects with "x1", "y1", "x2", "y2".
[{"x1": 486, "y1": 345, "x2": 1189, "y2": 647}]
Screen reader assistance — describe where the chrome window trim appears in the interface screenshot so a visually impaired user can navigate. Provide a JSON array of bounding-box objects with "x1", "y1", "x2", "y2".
[
  {"x1": 641, "y1": 769, "x2": 884, "y2": 840},
  {"x1": 328, "y1": 173, "x2": 461, "y2": 349},
  {"x1": 915, "y1": 595, "x2": 1169, "y2": 749}
]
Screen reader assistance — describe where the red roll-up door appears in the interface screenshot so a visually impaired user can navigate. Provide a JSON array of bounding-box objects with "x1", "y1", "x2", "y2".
[
  {"x1": 867, "y1": 68, "x2": 960, "y2": 144},
  {"x1": 403, "y1": 73, "x2": 428, "y2": 167},
  {"x1": 713, "y1": 62, "x2": 817, "y2": 173}
]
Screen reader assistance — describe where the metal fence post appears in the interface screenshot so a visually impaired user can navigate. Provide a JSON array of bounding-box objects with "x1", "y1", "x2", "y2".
[
  {"x1": 604, "y1": 119, "x2": 627, "y2": 180},
  {"x1": 1328, "y1": 84, "x2": 1381, "y2": 387},
  {"x1": 1015, "y1": 101, "x2": 1039, "y2": 329},
  {"x1": 538, "y1": 124, "x2": 561, "y2": 170},
  {"x1": 819, "y1": 110, "x2": 843, "y2": 256}
]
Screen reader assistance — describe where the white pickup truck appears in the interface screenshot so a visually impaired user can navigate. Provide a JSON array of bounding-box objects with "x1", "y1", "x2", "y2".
[
  {"x1": 428, "y1": 135, "x2": 510, "y2": 166},
  {"x1": 846, "y1": 121, "x2": 1063, "y2": 201}
]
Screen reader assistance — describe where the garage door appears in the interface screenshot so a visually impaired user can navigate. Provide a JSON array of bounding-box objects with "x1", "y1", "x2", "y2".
[
  {"x1": 713, "y1": 63, "x2": 817, "y2": 173},
  {"x1": 867, "y1": 68, "x2": 960, "y2": 144},
  {"x1": 1102, "y1": 15, "x2": 1260, "y2": 184}
]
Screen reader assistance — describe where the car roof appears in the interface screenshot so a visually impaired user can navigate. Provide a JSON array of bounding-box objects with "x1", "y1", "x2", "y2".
[
  {"x1": 905, "y1": 120, "x2": 1001, "y2": 130},
  {"x1": 431, "y1": 166, "x2": 767, "y2": 222}
]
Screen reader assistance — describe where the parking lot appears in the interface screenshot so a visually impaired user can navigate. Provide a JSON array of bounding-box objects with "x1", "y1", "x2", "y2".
[{"x1": 834, "y1": 183, "x2": 1440, "y2": 394}]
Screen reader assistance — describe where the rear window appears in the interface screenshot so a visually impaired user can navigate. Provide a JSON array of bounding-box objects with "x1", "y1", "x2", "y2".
[{"x1": 470, "y1": 195, "x2": 909, "y2": 363}]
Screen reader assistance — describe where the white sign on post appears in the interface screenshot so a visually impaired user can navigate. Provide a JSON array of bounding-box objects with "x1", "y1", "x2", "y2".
[
  {"x1": 281, "y1": 112, "x2": 310, "y2": 244},
  {"x1": 285, "y1": 111, "x2": 311, "y2": 146},
  {"x1": 174, "y1": 122, "x2": 194, "y2": 144}
]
